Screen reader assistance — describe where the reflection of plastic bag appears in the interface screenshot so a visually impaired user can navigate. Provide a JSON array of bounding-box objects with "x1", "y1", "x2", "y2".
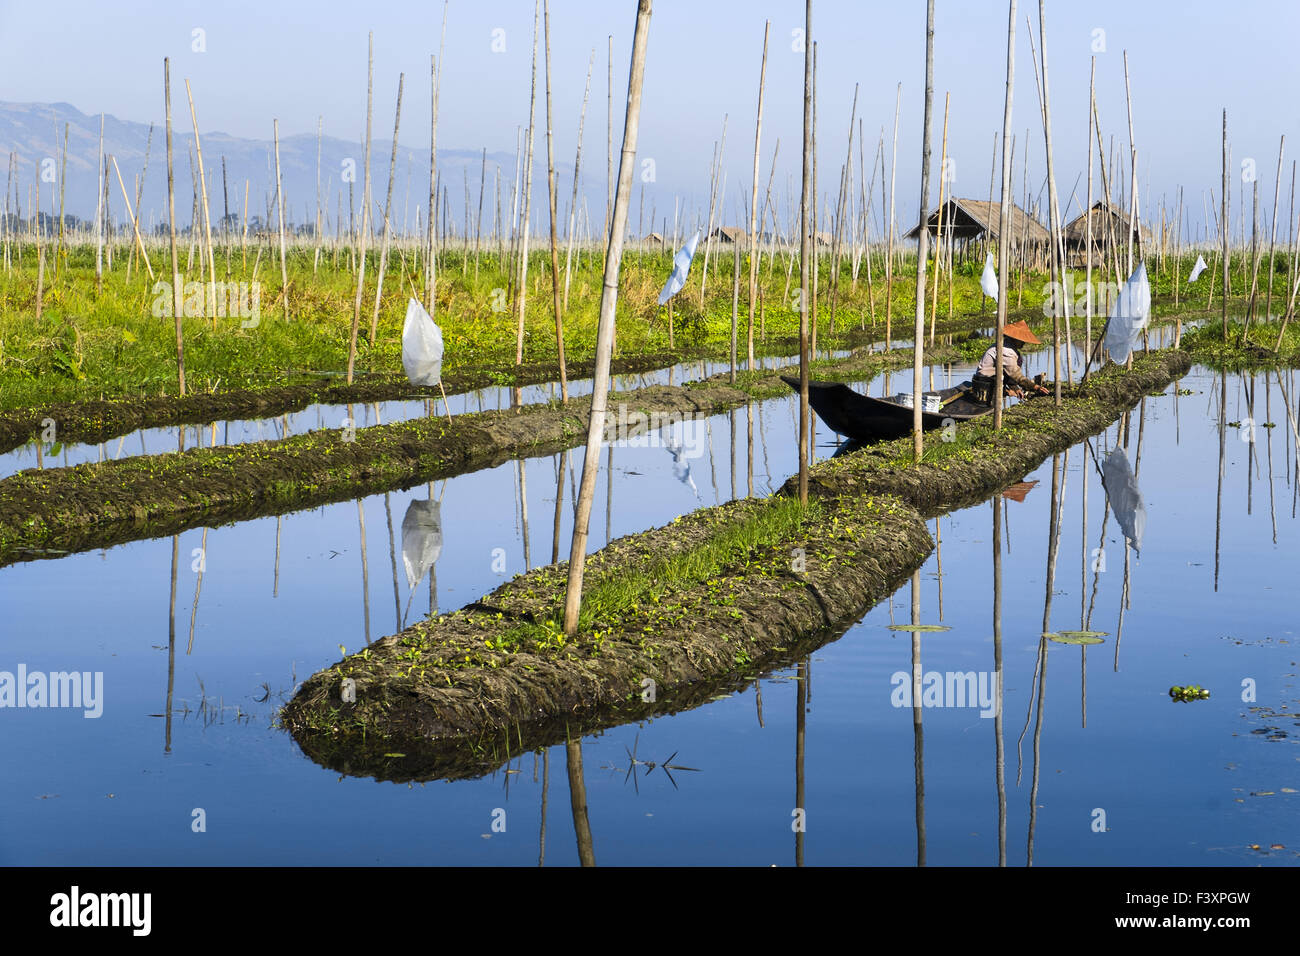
[
  {"x1": 1105, "y1": 263, "x2": 1151, "y2": 365},
  {"x1": 1102, "y1": 447, "x2": 1145, "y2": 556},
  {"x1": 401, "y1": 499, "x2": 443, "y2": 591},
  {"x1": 980, "y1": 253, "x2": 999, "y2": 299},
  {"x1": 402, "y1": 297, "x2": 444, "y2": 386}
]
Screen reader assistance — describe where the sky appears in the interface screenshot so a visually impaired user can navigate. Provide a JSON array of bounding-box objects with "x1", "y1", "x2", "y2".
[{"x1": 3, "y1": 0, "x2": 1299, "y2": 238}]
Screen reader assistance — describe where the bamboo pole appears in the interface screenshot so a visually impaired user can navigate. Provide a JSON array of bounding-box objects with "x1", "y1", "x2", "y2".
[
  {"x1": 184, "y1": 80, "x2": 218, "y2": 327},
  {"x1": 543, "y1": 0, "x2": 569, "y2": 402},
  {"x1": 562, "y1": 0, "x2": 653, "y2": 635},
  {"x1": 994, "y1": 1, "x2": 1019, "y2": 431},
  {"x1": 515, "y1": 2, "x2": 540, "y2": 368},
  {"x1": 1222, "y1": 109, "x2": 1230, "y2": 342},
  {"x1": 911, "y1": 0, "x2": 935, "y2": 461},
  {"x1": 747, "y1": 20, "x2": 770, "y2": 372},
  {"x1": 94, "y1": 114, "x2": 104, "y2": 294},
  {"x1": 346, "y1": 33, "x2": 375, "y2": 384},
  {"x1": 1034, "y1": 2, "x2": 1067, "y2": 400},
  {"x1": 370, "y1": 73, "x2": 405, "y2": 345},
  {"x1": 885, "y1": 82, "x2": 901, "y2": 348},
  {"x1": 929, "y1": 92, "x2": 949, "y2": 346},
  {"x1": 272, "y1": 119, "x2": 288, "y2": 322},
  {"x1": 109, "y1": 157, "x2": 154, "y2": 280},
  {"x1": 798, "y1": 0, "x2": 813, "y2": 503},
  {"x1": 1266, "y1": 135, "x2": 1285, "y2": 320},
  {"x1": 562, "y1": 49, "x2": 595, "y2": 312},
  {"x1": 164, "y1": 58, "x2": 185, "y2": 395}
]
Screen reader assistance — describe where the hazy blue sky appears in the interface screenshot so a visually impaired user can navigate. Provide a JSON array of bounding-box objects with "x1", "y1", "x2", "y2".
[{"x1": 3, "y1": 0, "x2": 1299, "y2": 236}]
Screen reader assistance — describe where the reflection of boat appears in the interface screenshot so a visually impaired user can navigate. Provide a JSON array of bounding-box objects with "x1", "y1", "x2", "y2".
[
  {"x1": 1001, "y1": 480, "x2": 1038, "y2": 503},
  {"x1": 780, "y1": 375, "x2": 986, "y2": 443}
]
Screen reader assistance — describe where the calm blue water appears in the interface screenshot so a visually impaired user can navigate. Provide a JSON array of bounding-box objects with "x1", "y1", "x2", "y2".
[{"x1": 2, "y1": 350, "x2": 1293, "y2": 865}]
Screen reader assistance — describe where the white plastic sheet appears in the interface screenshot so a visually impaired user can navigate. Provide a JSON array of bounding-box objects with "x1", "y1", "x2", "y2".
[
  {"x1": 1188, "y1": 254, "x2": 1207, "y2": 283},
  {"x1": 1104, "y1": 263, "x2": 1151, "y2": 365},
  {"x1": 401, "y1": 297, "x2": 444, "y2": 386},
  {"x1": 980, "y1": 253, "x2": 999, "y2": 299},
  {"x1": 657, "y1": 231, "x2": 702, "y2": 306}
]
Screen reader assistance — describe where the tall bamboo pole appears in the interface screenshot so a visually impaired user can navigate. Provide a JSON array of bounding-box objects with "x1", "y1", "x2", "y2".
[
  {"x1": 798, "y1": 0, "x2": 813, "y2": 503},
  {"x1": 543, "y1": 0, "x2": 569, "y2": 402},
  {"x1": 1222, "y1": 110, "x2": 1230, "y2": 342},
  {"x1": 164, "y1": 57, "x2": 185, "y2": 396},
  {"x1": 994, "y1": 1, "x2": 1018, "y2": 431},
  {"x1": 346, "y1": 33, "x2": 374, "y2": 384},
  {"x1": 1035, "y1": 2, "x2": 1066, "y2": 400},
  {"x1": 747, "y1": 21, "x2": 770, "y2": 373},
  {"x1": 184, "y1": 80, "x2": 217, "y2": 326},
  {"x1": 370, "y1": 73, "x2": 405, "y2": 345},
  {"x1": 911, "y1": 0, "x2": 935, "y2": 460},
  {"x1": 929, "y1": 92, "x2": 949, "y2": 346},
  {"x1": 94, "y1": 114, "x2": 104, "y2": 294},
  {"x1": 562, "y1": 0, "x2": 653, "y2": 635},
  {"x1": 563, "y1": 49, "x2": 595, "y2": 312},
  {"x1": 885, "y1": 83, "x2": 901, "y2": 348},
  {"x1": 272, "y1": 118, "x2": 288, "y2": 322},
  {"x1": 515, "y1": 2, "x2": 540, "y2": 368},
  {"x1": 1266, "y1": 135, "x2": 1285, "y2": 320}
]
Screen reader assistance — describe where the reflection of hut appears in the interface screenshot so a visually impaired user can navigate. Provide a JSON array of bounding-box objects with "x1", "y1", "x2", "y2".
[
  {"x1": 904, "y1": 197, "x2": 1049, "y2": 268},
  {"x1": 1064, "y1": 201, "x2": 1152, "y2": 266},
  {"x1": 710, "y1": 225, "x2": 747, "y2": 244}
]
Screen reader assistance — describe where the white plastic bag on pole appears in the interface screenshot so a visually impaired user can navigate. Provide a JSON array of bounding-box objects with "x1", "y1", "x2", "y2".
[
  {"x1": 1104, "y1": 262, "x2": 1151, "y2": 365},
  {"x1": 402, "y1": 297, "x2": 444, "y2": 386},
  {"x1": 980, "y1": 253, "x2": 999, "y2": 299},
  {"x1": 657, "y1": 231, "x2": 701, "y2": 305},
  {"x1": 1188, "y1": 254, "x2": 1207, "y2": 283}
]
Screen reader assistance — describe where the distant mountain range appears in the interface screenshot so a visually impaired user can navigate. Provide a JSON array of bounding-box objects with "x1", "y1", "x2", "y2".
[{"x1": 0, "y1": 100, "x2": 588, "y2": 239}]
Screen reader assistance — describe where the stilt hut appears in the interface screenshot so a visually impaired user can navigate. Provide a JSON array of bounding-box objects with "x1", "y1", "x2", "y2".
[
  {"x1": 1063, "y1": 201, "x2": 1152, "y2": 267},
  {"x1": 904, "y1": 197, "x2": 1049, "y2": 269}
]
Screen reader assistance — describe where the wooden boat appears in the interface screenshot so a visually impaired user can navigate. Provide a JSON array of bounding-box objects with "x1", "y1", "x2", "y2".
[{"x1": 779, "y1": 375, "x2": 992, "y2": 443}]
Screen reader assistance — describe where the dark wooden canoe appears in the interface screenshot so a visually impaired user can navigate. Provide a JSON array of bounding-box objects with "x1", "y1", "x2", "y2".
[{"x1": 779, "y1": 375, "x2": 991, "y2": 443}]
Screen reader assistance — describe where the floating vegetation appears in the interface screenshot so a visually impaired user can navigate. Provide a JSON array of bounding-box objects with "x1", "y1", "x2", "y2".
[
  {"x1": 887, "y1": 623, "x2": 951, "y2": 632},
  {"x1": 1169, "y1": 684, "x2": 1211, "y2": 702},
  {"x1": 1046, "y1": 631, "x2": 1107, "y2": 645}
]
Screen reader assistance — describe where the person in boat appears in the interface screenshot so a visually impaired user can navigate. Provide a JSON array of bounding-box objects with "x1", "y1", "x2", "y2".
[{"x1": 969, "y1": 320, "x2": 1051, "y2": 405}]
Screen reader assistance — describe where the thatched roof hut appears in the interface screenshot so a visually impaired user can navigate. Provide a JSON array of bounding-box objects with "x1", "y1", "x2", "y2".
[
  {"x1": 1063, "y1": 201, "x2": 1152, "y2": 248},
  {"x1": 710, "y1": 226, "x2": 747, "y2": 244},
  {"x1": 643, "y1": 232, "x2": 665, "y2": 247},
  {"x1": 904, "y1": 197, "x2": 1049, "y2": 245}
]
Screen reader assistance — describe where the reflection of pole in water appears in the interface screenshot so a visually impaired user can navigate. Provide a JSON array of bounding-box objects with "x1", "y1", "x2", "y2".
[
  {"x1": 187, "y1": 526, "x2": 208, "y2": 655},
  {"x1": 166, "y1": 534, "x2": 179, "y2": 754},
  {"x1": 605, "y1": 443, "x2": 613, "y2": 547},
  {"x1": 1027, "y1": 632, "x2": 1047, "y2": 867},
  {"x1": 1215, "y1": 372, "x2": 1225, "y2": 591},
  {"x1": 746, "y1": 402, "x2": 754, "y2": 498},
  {"x1": 552, "y1": 450, "x2": 566, "y2": 566},
  {"x1": 935, "y1": 517, "x2": 944, "y2": 620},
  {"x1": 795, "y1": 657, "x2": 807, "y2": 868},
  {"x1": 565, "y1": 738, "x2": 595, "y2": 866},
  {"x1": 538, "y1": 748, "x2": 549, "y2": 867},
  {"x1": 907, "y1": 571, "x2": 925, "y2": 867},
  {"x1": 707, "y1": 419, "x2": 720, "y2": 503},
  {"x1": 385, "y1": 493, "x2": 401, "y2": 629},
  {"x1": 992, "y1": 497, "x2": 1006, "y2": 866},
  {"x1": 519, "y1": 459, "x2": 532, "y2": 572},
  {"x1": 729, "y1": 408, "x2": 737, "y2": 502},
  {"x1": 358, "y1": 499, "x2": 371, "y2": 645},
  {"x1": 1267, "y1": 373, "x2": 1277, "y2": 543}
]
